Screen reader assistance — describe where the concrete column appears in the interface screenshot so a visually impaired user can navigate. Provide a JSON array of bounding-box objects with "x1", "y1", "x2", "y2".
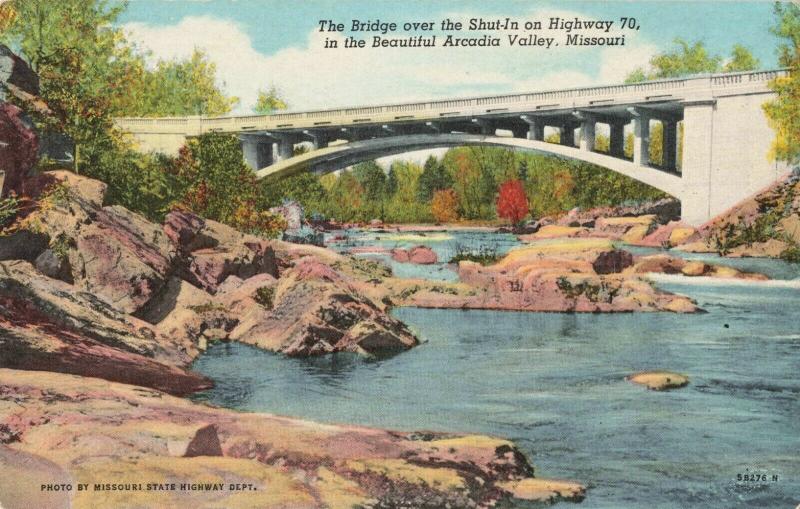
[
  {"x1": 276, "y1": 139, "x2": 294, "y2": 161},
  {"x1": 579, "y1": 117, "x2": 596, "y2": 152},
  {"x1": 609, "y1": 121, "x2": 625, "y2": 158},
  {"x1": 680, "y1": 101, "x2": 715, "y2": 225},
  {"x1": 511, "y1": 125, "x2": 528, "y2": 139},
  {"x1": 632, "y1": 113, "x2": 650, "y2": 166},
  {"x1": 241, "y1": 136, "x2": 273, "y2": 170},
  {"x1": 662, "y1": 120, "x2": 678, "y2": 171},
  {"x1": 472, "y1": 118, "x2": 494, "y2": 135},
  {"x1": 521, "y1": 116, "x2": 544, "y2": 141},
  {"x1": 303, "y1": 130, "x2": 329, "y2": 150},
  {"x1": 560, "y1": 123, "x2": 576, "y2": 147}
]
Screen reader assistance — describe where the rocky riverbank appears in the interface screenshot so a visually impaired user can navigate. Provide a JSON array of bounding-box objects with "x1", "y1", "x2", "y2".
[
  {"x1": 0, "y1": 170, "x2": 586, "y2": 508},
  {"x1": 0, "y1": 369, "x2": 585, "y2": 509}
]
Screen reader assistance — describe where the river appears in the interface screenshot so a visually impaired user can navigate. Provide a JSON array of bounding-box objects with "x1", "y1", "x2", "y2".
[{"x1": 191, "y1": 230, "x2": 800, "y2": 508}]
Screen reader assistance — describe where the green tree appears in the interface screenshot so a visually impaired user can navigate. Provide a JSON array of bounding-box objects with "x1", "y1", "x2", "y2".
[
  {"x1": 257, "y1": 171, "x2": 328, "y2": 216},
  {"x1": 1, "y1": 0, "x2": 135, "y2": 173},
  {"x1": 119, "y1": 49, "x2": 238, "y2": 117},
  {"x1": 724, "y1": 44, "x2": 761, "y2": 72},
  {"x1": 253, "y1": 85, "x2": 288, "y2": 114},
  {"x1": 352, "y1": 161, "x2": 387, "y2": 202},
  {"x1": 764, "y1": 2, "x2": 800, "y2": 164},
  {"x1": 416, "y1": 155, "x2": 453, "y2": 202},
  {"x1": 626, "y1": 38, "x2": 759, "y2": 83}
]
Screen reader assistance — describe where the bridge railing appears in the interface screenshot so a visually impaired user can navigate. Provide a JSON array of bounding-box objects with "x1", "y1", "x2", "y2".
[{"x1": 115, "y1": 69, "x2": 787, "y2": 135}]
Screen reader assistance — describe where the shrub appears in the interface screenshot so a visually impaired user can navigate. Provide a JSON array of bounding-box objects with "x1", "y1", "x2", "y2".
[
  {"x1": 431, "y1": 188, "x2": 459, "y2": 223},
  {"x1": 497, "y1": 179, "x2": 529, "y2": 226},
  {"x1": 0, "y1": 195, "x2": 20, "y2": 229}
]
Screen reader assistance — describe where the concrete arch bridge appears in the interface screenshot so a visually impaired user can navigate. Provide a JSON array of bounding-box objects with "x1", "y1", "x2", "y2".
[{"x1": 116, "y1": 69, "x2": 789, "y2": 225}]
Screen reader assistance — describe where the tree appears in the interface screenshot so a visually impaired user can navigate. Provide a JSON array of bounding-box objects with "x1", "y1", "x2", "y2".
[
  {"x1": 764, "y1": 2, "x2": 800, "y2": 165},
  {"x1": 626, "y1": 38, "x2": 759, "y2": 83},
  {"x1": 417, "y1": 155, "x2": 453, "y2": 202},
  {"x1": 430, "y1": 188, "x2": 459, "y2": 223},
  {"x1": 496, "y1": 179, "x2": 529, "y2": 226},
  {"x1": 352, "y1": 160, "x2": 387, "y2": 202},
  {"x1": 725, "y1": 44, "x2": 761, "y2": 72},
  {"x1": 1, "y1": 0, "x2": 134, "y2": 172},
  {"x1": 119, "y1": 49, "x2": 238, "y2": 117},
  {"x1": 253, "y1": 85, "x2": 288, "y2": 114}
]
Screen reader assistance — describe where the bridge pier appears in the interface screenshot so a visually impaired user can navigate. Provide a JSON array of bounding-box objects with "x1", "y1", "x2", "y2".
[
  {"x1": 662, "y1": 120, "x2": 678, "y2": 171},
  {"x1": 241, "y1": 135, "x2": 273, "y2": 170},
  {"x1": 520, "y1": 116, "x2": 544, "y2": 141},
  {"x1": 679, "y1": 101, "x2": 715, "y2": 225},
  {"x1": 579, "y1": 115, "x2": 596, "y2": 152},
  {"x1": 609, "y1": 121, "x2": 626, "y2": 158},
  {"x1": 560, "y1": 122, "x2": 578, "y2": 147},
  {"x1": 631, "y1": 109, "x2": 650, "y2": 166}
]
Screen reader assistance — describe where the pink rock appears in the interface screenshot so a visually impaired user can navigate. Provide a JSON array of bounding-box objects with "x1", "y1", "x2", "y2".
[
  {"x1": 164, "y1": 211, "x2": 278, "y2": 293},
  {"x1": 0, "y1": 103, "x2": 38, "y2": 197},
  {"x1": 391, "y1": 246, "x2": 437, "y2": 264}
]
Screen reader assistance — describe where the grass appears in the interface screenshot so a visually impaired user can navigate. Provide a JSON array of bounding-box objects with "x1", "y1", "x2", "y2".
[{"x1": 448, "y1": 243, "x2": 500, "y2": 266}]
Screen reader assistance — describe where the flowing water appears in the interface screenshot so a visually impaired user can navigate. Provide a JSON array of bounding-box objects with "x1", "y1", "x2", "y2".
[{"x1": 192, "y1": 231, "x2": 800, "y2": 508}]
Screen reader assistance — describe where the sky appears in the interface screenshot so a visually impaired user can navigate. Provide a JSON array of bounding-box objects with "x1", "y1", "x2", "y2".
[{"x1": 119, "y1": 1, "x2": 782, "y2": 115}]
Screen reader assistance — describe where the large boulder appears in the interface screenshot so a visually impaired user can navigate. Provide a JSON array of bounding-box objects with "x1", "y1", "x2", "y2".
[
  {"x1": 592, "y1": 249, "x2": 634, "y2": 274},
  {"x1": 0, "y1": 260, "x2": 209, "y2": 395},
  {"x1": 12, "y1": 172, "x2": 176, "y2": 314},
  {"x1": 230, "y1": 258, "x2": 418, "y2": 357},
  {"x1": 164, "y1": 210, "x2": 278, "y2": 293},
  {"x1": 0, "y1": 44, "x2": 40, "y2": 98},
  {"x1": 0, "y1": 103, "x2": 38, "y2": 197},
  {"x1": 391, "y1": 245, "x2": 438, "y2": 264}
]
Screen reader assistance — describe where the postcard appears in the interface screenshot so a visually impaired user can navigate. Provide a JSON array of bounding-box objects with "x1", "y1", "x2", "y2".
[{"x1": 0, "y1": 1, "x2": 798, "y2": 508}]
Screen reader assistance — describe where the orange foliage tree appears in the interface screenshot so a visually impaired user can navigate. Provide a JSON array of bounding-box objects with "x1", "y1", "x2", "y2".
[
  {"x1": 496, "y1": 179, "x2": 529, "y2": 225},
  {"x1": 431, "y1": 188, "x2": 460, "y2": 223}
]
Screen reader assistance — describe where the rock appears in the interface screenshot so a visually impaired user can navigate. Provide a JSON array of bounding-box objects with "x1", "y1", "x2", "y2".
[
  {"x1": 0, "y1": 229, "x2": 49, "y2": 262},
  {"x1": 669, "y1": 226, "x2": 698, "y2": 246},
  {"x1": 0, "y1": 368, "x2": 552, "y2": 509},
  {"x1": 408, "y1": 245, "x2": 437, "y2": 264},
  {"x1": 594, "y1": 215, "x2": 656, "y2": 239},
  {"x1": 268, "y1": 200, "x2": 303, "y2": 231},
  {"x1": 636, "y1": 221, "x2": 697, "y2": 247},
  {"x1": 631, "y1": 254, "x2": 686, "y2": 274},
  {"x1": 391, "y1": 245, "x2": 437, "y2": 264},
  {"x1": 71, "y1": 205, "x2": 175, "y2": 313},
  {"x1": 369, "y1": 218, "x2": 383, "y2": 226},
  {"x1": 592, "y1": 249, "x2": 634, "y2": 274},
  {"x1": 518, "y1": 225, "x2": 586, "y2": 241},
  {"x1": 0, "y1": 44, "x2": 40, "y2": 97},
  {"x1": 0, "y1": 260, "x2": 209, "y2": 395},
  {"x1": 627, "y1": 371, "x2": 689, "y2": 391},
  {"x1": 10, "y1": 173, "x2": 174, "y2": 314},
  {"x1": 0, "y1": 103, "x2": 38, "y2": 197},
  {"x1": 437, "y1": 239, "x2": 702, "y2": 313},
  {"x1": 230, "y1": 258, "x2": 418, "y2": 357},
  {"x1": 33, "y1": 249, "x2": 72, "y2": 283},
  {"x1": 621, "y1": 224, "x2": 651, "y2": 243},
  {"x1": 391, "y1": 248, "x2": 410, "y2": 263},
  {"x1": 184, "y1": 424, "x2": 223, "y2": 458},
  {"x1": 497, "y1": 478, "x2": 586, "y2": 503},
  {"x1": 164, "y1": 211, "x2": 278, "y2": 293},
  {"x1": 681, "y1": 260, "x2": 709, "y2": 276},
  {"x1": 0, "y1": 446, "x2": 71, "y2": 509},
  {"x1": 141, "y1": 277, "x2": 236, "y2": 349},
  {"x1": 282, "y1": 228, "x2": 324, "y2": 247}
]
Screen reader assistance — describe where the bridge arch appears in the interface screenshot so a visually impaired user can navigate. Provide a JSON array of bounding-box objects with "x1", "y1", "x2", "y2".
[{"x1": 254, "y1": 133, "x2": 684, "y2": 199}]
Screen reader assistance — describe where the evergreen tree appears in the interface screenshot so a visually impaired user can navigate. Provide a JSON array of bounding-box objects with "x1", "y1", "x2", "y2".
[{"x1": 416, "y1": 155, "x2": 453, "y2": 202}]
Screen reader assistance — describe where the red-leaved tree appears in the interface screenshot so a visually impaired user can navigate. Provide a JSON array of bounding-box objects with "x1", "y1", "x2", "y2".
[{"x1": 496, "y1": 179, "x2": 529, "y2": 226}]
